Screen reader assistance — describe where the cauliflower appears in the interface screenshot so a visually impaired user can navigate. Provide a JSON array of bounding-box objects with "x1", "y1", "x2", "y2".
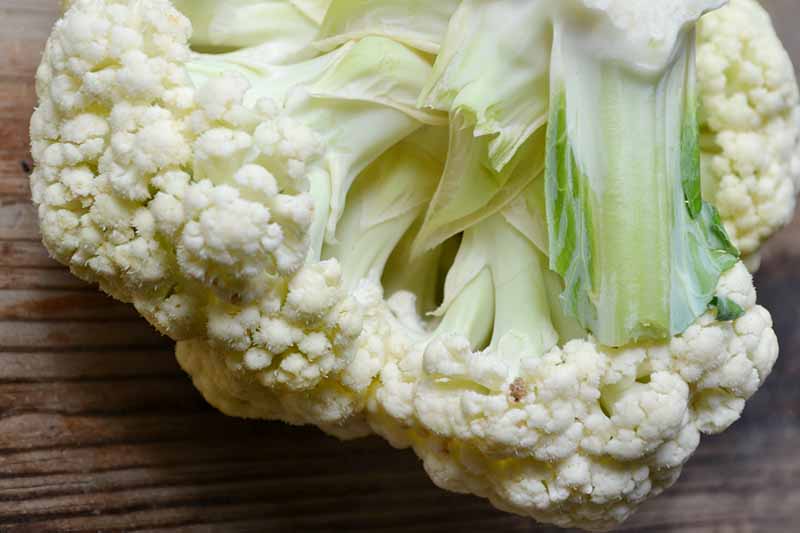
[
  {"x1": 697, "y1": 0, "x2": 800, "y2": 262},
  {"x1": 31, "y1": 0, "x2": 442, "y2": 431},
  {"x1": 31, "y1": 0, "x2": 791, "y2": 530},
  {"x1": 178, "y1": 138, "x2": 445, "y2": 436},
  {"x1": 369, "y1": 233, "x2": 776, "y2": 529}
]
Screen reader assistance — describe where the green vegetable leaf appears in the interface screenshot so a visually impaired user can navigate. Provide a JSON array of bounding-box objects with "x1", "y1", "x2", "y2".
[
  {"x1": 411, "y1": 115, "x2": 546, "y2": 258},
  {"x1": 173, "y1": 0, "x2": 322, "y2": 60},
  {"x1": 322, "y1": 138, "x2": 440, "y2": 288},
  {"x1": 317, "y1": 0, "x2": 460, "y2": 54},
  {"x1": 711, "y1": 296, "x2": 745, "y2": 322},
  {"x1": 309, "y1": 36, "x2": 446, "y2": 126},
  {"x1": 545, "y1": 28, "x2": 740, "y2": 347},
  {"x1": 419, "y1": 0, "x2": 552, "y2": 172},
  {"x1": 681, "y1": 89, "x2": 703, "y2": 218}
]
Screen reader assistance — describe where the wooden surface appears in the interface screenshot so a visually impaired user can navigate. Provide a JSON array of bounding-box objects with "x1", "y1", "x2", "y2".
[{"x1": 1, "y1": 1, "x2": 798, "y2": 531}]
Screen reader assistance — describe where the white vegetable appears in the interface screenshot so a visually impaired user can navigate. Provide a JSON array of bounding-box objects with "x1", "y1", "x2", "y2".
[
  {"x1": 697, "y1": 0, "x2": 800, "y2": 260},
  {"x1": 31, "y1": 1, "x2": 791, "y2": 530}
]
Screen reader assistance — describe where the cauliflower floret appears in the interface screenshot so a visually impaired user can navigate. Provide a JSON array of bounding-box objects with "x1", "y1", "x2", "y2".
[
  {"x1": 33, "y1": 0, "x2": 439, "y2": 438},
  {"x1": 369, "y1": 263, "x2": 778, "y2": 531},
  {"x1": 176, "y1": 277, "x2": 411, "y2": 439},
  {"x1": 177, "y1": 173, "x2": 312, "y2": 302},
  {"x1": 697, "y1": 0, "x2": 800, "y2": 259},
  {"x1": 204, "y1": 261, "x2": 363, "y2": 392},
  {"x1": 32, "y1": 0, "x2": 431, "y2": 332},
  {"x1": 30, "y1": 0, "x2": 316, "y2": 339},
  {"x1": 172, "y1": 135, "x2": 442, "y2": 432}
]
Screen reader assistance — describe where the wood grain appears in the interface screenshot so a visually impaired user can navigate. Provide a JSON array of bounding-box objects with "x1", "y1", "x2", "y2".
[{"x1": 0, "y1": 1, "x2": 798, "y2": 532}]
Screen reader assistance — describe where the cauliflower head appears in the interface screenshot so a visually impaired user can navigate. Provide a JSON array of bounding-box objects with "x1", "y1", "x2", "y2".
[
  {"x1": 31, "y1": 0, "x2": 446, "y2": 433},
  {"x1": 31, "y1": 0, "x2": 790, "y2": 530}
]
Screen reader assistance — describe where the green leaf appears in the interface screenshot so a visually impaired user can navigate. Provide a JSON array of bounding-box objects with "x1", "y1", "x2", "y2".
[
  {"x1": 411, "y1": 114, "x2": 546, "y2": 258},
  {"x1": 681, "y1": 89, "x2": 703, "y2": 218},
  {"x1": 299, "y1": 37, "x2": 439, "y2": 241},
  {"x1": 316, "y1": 0, "x2": 460, "y2": 54},
  {"x1": 501, "y1": 177, "x2": 548, "y2": 256},
  {"x1": 545, "y1": 90, "x2": 597, "y2": 330},
  {"x1": 419, "y1": 0, "x2": 552, "y2": 171},
  {"x1": 291, "y1": 0, "x2": 333, "y2": 25},
  {"x1": 174, "y1": 0, "x2": 322, "y2": 60},
  {"x1": 309, "y1": 36, "x2": 446, "y2": 126},
  {"x1": 711, "y1": 296, "x2": 745, "y2": 321},
  {"x1": 321, "y1": 138, "x2": 440, "y2": 288},
  {"x1": 545, "y1": 28, "x2": 740, "y2": 347},
  {"x1": 434, "y1": 214, "x2": 558, "y2": 364}
]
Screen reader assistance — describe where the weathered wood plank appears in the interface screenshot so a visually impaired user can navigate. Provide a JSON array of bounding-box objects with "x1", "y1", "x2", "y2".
[
  {"x1": 0, "y1": 3, "x2": 53, "y2": 81},
  {"x1": 0, "y1": 290, "x2": 139, "y2": 321},
  {"x1": 0, "y1": 169, "x2": 32, "y2": 198},
  {"x1": 0, "y1": 267, "x2": 91, "y2": 291},
  {"x1": 0, "y1": 79, "x2": 36, "y2": 115},
  {"x1": 0, "y1": 117, "x2": 31, "y2": 150},
  {"x1": 0, "y1": 321, "x2": 167, "y2": 350},
  {"x1": 0, "y1": 349, "x2": 177, "y2": 381},
  {"x1": 0, "y1": 412, "x2": 224, "y2": 452},
  {"x1": 0, "y1": 202, "x2": 39, "y2": 241},
  {"x1": 0, "y1": 241, "x2": 65, "y2": 269},
  {"x1": 0, "y1": 378, "x2": 198, "y2": 418},
  {"x1": 0, "y1": 1, "x2": 796, "y2": 532}
]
